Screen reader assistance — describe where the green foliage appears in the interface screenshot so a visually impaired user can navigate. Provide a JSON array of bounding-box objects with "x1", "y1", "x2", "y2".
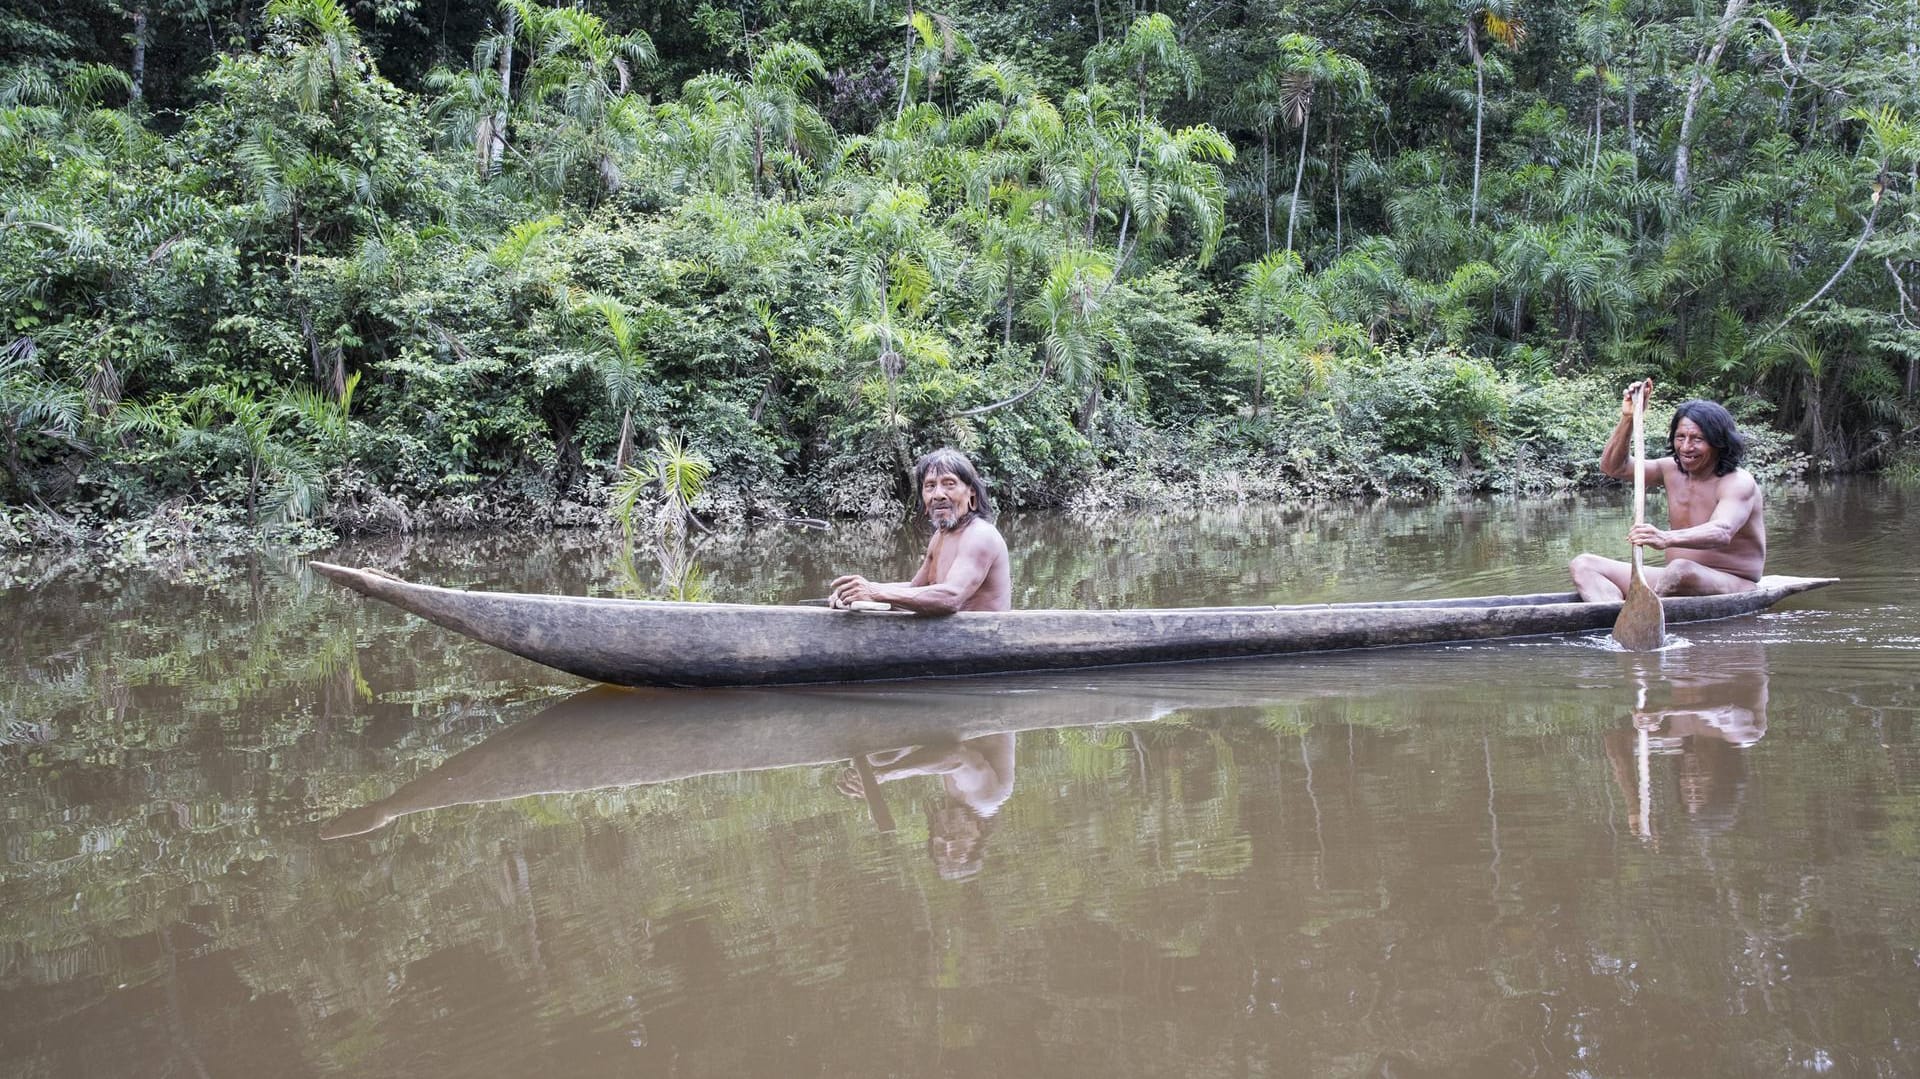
[
  {"x1": 612, "y1": 432, "x2": 714, "y2": 598},
  {"x1": 2, "y1": 0, "x2": 1911, "y2": 540}
]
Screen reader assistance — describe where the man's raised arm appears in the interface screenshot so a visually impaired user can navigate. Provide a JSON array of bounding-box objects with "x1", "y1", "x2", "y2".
[{"x1": 1599, "y1": 378, "x2": 1669, "y2": 483}]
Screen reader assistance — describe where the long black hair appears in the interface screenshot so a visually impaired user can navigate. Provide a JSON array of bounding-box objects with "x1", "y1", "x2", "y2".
[
  {"x1": 913, "y1": 447, "x2": 993, "y2": 527},
  {"x1": 1669, "y1": 399, "x2": 1747, "y2": 476}
]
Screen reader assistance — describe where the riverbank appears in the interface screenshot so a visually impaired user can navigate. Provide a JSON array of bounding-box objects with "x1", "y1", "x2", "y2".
[{"x1": 1, "y1": 411, "x2": 1838, "y2": 572}]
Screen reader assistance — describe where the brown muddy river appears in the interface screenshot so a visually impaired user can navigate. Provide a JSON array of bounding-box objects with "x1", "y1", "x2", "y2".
[{"x1": 3, "y1": 480, "x2": 1918, "y2": 1077}]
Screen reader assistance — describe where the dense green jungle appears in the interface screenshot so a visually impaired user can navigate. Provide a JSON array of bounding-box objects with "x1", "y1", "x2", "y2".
[{"x1": 2, "y1": 0, "x2": 1917, "y2": 555}]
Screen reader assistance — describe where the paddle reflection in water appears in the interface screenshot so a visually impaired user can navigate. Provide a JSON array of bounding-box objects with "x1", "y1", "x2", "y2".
[{"x1": 1606, "y1": 642, "x2": 1769, "y2": 842}]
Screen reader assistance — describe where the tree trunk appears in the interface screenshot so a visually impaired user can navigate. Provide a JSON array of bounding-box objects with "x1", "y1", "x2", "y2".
[
  {"x1": 1252, "y1": 333, "x2": 1266, "y2": 416},
  {"x1": 895, "y1": 0, "x2": 916, "y2": 120},
  {"x1": 247, "y1": 456, "x2": 260, "y2": 527},
  {"x1": 490, "y1": 13, "x2": 515, "y2": 176},
  {"x1": 1627, "y1": 82, "x2": 1643, "y2": 240},
  {"x1": 1804, "y1": 373, "x2": 1826, "y2": 463},
  {"x1": 1286, "y1": 109, "x2": 1310, "y2": 254},
  {"x1": 1002, "y1": 271, "x2": 1015, "y2": 346},
  {"x1": 752, "y1": 125, "x2": 766, "y2": 194},
  {"x1": 1591, "y1": 86, "x2": 1604, "y2": 173},
  {"x1": 1469, "y1": 25, "x2": 1484, "y2": 228},
  {"x1": 1078, "y1": 382, "x2": 1101, "y2": 435},
  {"x1": 130, "y1": 5, "x2": 148, "y2": 102},
  {"x1": 1674, "y1": 0, "x2": 1749, "y2": 203},
  {"x1": 1329, "y1": 111, "x2": 1343, "y2": 254},
  {"x1": 1260, "y1": 130, "x2": 1272, "y2": 254}
]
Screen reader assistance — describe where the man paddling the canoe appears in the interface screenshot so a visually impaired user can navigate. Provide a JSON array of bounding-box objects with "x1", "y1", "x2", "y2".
[
  {"x1": 1570, "y1": 381, "x2": 1767, "y2": 602},
  {"x1": 829, "y1": 447, "x2": 1013, "y2": 613}
]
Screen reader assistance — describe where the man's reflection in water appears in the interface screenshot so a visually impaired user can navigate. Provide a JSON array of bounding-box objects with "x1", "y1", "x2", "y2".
[
  {"x1": 1606, "y1": 644, "x2": 1769, "y2": 839},
  {"x1": 839, "y1": 733, "x2": 1015, "y2": 880}
]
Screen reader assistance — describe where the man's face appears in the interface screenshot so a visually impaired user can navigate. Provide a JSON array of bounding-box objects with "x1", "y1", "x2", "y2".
[
  {"x1": 1673, "y1": 417, "x2": 1717, "y2": 475},
  {"x1": 921, "y1": 469, "x2": 973, "y2": 530}
]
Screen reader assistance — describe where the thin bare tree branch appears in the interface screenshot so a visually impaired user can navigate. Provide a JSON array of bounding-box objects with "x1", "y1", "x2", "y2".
[{"x1": 1750, "y1": 197, "x2": 1880, "y2": 351}]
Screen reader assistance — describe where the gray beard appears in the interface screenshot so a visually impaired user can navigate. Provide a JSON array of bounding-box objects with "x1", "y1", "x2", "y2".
[{"x1": 929, "y1": 507, "x2": 969, "y2": 531}]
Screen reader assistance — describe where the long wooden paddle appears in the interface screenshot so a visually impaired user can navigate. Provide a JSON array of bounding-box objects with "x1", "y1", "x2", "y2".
[{"x1": 1613, "y1": 383, "x2": 1666, "y2": 651}]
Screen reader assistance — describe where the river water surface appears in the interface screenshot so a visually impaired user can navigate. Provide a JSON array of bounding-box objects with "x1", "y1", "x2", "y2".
[{"x1": 3, "y1": 481, "x2": 1918, "y2": 1077}]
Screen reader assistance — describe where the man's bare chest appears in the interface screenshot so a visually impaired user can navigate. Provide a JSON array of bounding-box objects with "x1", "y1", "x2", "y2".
[{"x1": 1667, "y1": 477, "x2": 1721, "y2": 527}]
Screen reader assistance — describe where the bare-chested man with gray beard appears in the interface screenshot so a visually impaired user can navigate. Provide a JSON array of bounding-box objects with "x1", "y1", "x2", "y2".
[{"x1": 829, "y1": 447, "x2": 1012, "y2": 613}]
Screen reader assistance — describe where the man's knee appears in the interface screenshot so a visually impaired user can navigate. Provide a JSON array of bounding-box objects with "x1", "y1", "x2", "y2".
[
  {"x1": 1570, "y1": 553, "x2": 1612, "y2": 581},
  {"x1": 1662, "y1": 559, "x2": 1701, "y2": 592}
]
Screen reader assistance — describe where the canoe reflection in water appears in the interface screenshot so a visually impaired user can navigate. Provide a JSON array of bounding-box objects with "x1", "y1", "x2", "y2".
[
  {"x1": 1606, "y1": 642, "x2": 1769, "y2": 840},
  {"x1": 321, "y1": 672, "x2": 1206, "y2": 844},
  {"x1": 837, "y1": 735, "x2": 1015, "y2": 881}
]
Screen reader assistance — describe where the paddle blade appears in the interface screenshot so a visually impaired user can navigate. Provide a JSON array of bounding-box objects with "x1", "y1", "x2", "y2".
[{"x1": 1613, "y1": 570, "x2": 1666, "y2": 651}]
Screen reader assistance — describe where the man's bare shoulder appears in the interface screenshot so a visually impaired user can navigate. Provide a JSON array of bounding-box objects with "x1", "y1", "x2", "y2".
[
  {"x1": 957, "y1": 517, "x2": 1009, "y2": 554},
  {"x1": 1697, "y1": 467, "x2": 1760, "y2": 500},
  {"x1": 1645, "y1": 455, "x2": 1682, "y2": 485}
]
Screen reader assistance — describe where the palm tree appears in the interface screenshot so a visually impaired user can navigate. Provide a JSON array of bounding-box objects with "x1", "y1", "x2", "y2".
[
  {"x1": 897, "y1": 8, "x2": 973, "y2": 115},
  {"x1": 961, "y1": 186, "x2": 1052, "y2": 346},
  {"x1": 1240, "y1": 251, "x2": 1301, "y2": 416},
  {"x1": 1242, "y1": 251, "x2": 1367, "y2": 410},
  {"x1": 1265, "y1": 34, "x2": 1370, "y2": 255},
  {"x1": 0, "y1": 341, "x2": 84, "y2": 500},
  {"x1": 1031, "y1": 249, "x2": 1124, "y2": 432},
  {"x1": 1572, "y1": 0, "x2": 1627, "y2": 174},
  {"x1": 115, "y1": 385, "x2": 322, "y2": 526},
  {"x1": 1084, "y1": 13, "x2": 1197, "y2": 131},
  {"x1": 1460, "y1": 0, "x2": 1525, "y2": 227},
  {"x1": 612, "y1": 433, "x2": 712, "y2": 600},
  {"x1": 681, "y1": 41, "x2": 834, "y2": 197},
  {"x1": 1083, "y1": 15, "x2": 1203, "y2": 261},
  {"x1": 263, "y1": 0, "x2": 360, "y2": 117},
  {"x1": 1114, "y1": 120, "x2": 1233, "y2": 266},
  {"x1": 424, "y1": 60, "x2": 508, "y2": 179},
  {"x1": 485, "y1": 0, "x2": 655, "y2": 198},
  {"x1": 570, "y1": 294, "x2": 650, "y2": 471},
  {"x1": 1226, "y1": 68, "x2": 1287, "y2": 254},
  {"x1": 832, "y1": 181, "x2": 963, "y2": 463}
]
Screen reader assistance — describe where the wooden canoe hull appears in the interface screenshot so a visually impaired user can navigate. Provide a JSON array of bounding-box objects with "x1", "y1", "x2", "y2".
[{"x1": 309, "y1": 562, "x2": 1836, "y2": 688}]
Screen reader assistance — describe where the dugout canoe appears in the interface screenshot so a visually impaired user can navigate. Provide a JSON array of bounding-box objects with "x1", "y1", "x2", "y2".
[{"x1": 308, "y1": 561, "x2": 1835, "y2": 688}]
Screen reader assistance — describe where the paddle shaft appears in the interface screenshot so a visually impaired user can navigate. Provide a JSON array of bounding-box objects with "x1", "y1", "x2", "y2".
[
  {"x1": 1611, "y1": 382, "x2": 1667, "y2": 651},
  {"x1": 1631, "y1": 385, "x2": 1647, "y2": 576}
]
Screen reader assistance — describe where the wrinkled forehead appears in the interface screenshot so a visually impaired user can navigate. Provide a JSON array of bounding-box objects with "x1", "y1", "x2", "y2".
[{"x1": 920, "y1": 467, "x2": 965, "y2": 485}]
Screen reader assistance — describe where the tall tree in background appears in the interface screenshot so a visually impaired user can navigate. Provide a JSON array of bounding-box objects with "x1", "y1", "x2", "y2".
[
  {"x1": 1266, "y1": 33, "x2": 1370, "y2": 256},
  {"x1": 1461, "y1": 0, "x2": 1525, "y2": 228},
  {"x1": 1672, "y1": 0, "x2": 1749, "y2": 202}
]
